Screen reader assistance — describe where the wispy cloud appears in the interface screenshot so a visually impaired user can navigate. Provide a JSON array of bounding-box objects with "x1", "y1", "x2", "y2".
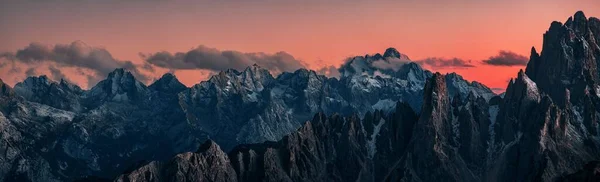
[
  {"x1": 482, "y1": 50, "x2": 528, "y2": 66},
  {"x1": 416, "y1": 57, "x2": 475, "y2": 69}
]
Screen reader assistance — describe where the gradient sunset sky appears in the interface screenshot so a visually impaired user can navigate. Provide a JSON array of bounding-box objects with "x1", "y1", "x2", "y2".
[{"x1": 1, "y1": 0, "x2": 599, "y2": 92}]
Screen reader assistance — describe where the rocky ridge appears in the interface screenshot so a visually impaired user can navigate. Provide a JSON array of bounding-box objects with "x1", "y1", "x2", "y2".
[
  {"x1": 117, "y1": 72, "x2": 492, "y2": 182},
  {"x1": 0, "y1": 49, "x2": 493, "y2": 181},
  {"x1": 115, "y1": 11, "x2": 600, "y2": 182}
]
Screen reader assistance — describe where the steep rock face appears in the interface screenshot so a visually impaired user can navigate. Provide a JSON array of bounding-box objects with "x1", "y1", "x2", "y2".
[
  {"x1": 115, "y1": 140, "x2": 237, "y2": 182},
  {"x1": 488, "y1": 11, "x2": 600, "y2": 182},
  {"x1": 123, "y1": 100, "x2": 422, "y2": 182},
  {"x1": 495, "y1": 70, "x2": 541, "y2": 143},
  {"x1": 391, "y1": 73, "x2": 479, "y2": 182},
  {"x1": 453, "y1": 92, "x2": 490, "y2": 175},
  {"x1": 525, "y1": 11, "x2": 600, "y2": 107},
  {"x1": 228, "y1": 113, "x2": 370, "y2": 182},
  {"x1": 558, "y1": 161, "x2": 600, "y2": 182},
  {"x1": 122, "y1": 73, "x2": 491, "y2": 182}
]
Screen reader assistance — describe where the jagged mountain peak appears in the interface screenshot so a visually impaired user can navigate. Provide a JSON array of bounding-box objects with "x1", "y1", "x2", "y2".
[
  {"x1": 383, "y1": 47, "x2": 410, "y2": 60},
  {"x1": 55, "y1": 79, "x2": 84, "y2": 97},
  {"x1": 525, "y1": 11, "x2": 600, "y2": 107},
  {"x1": 513, "y1": 69, "x2": 540, "y2": 102},
  {"x1": 58, "y1": 78, "x2": 81, "y2": 91},
  {"x1": 160, "y1": 72, "x2": 176, "y2": 79},
  {"x1": 393, "y1": 62, "x2": 432, "y2": 83},
  {"x1": 106, "y1": 68, "x2": 137, "y2": 81},
  {"x1": 20, "y1": 75, "x2": 53, "y2": 86},
  {"x1": 275, "y1": 68, "x2": 326, "y2": 89},
  {"x1": 423, "y1": 72, "x2": 448, "y2": 106},
  {"x1": 278, "y1": 68, "x2": 322, "y2": 80},
  {"x1": 340, "y1": 48, "x2": 414, "y2": 77},
  {"x1": 149, "y1": 72, "x2": 187, "y2": 92},
  {"x1": 15, "y1": 75, "x2": 82, "y2": 95},
  {"x1": 241, "y1": 64, "x2": 274, "y2": 81},
  {"x1": 17, "y1": 75, "x2": 83, "y2": 94},
  {"x1": 366, "y1": 53, "x2": 384, "y2": 60},
  {"x1": 445, "y1": 72, "x2": 463, "y2": 80},
  {"x1": 197, "y1": 139, "x2": 217, "y2": 153},
  {"x1": 445, "y1": 72, "x2": 495, "y2": 101},
  {"x1": 569, "y1": 11, "x2": 588, "y2": 33},
  {"x1": 205, "y1": 64, "x2": 275, "y2": 93},
  {"x1": 10, "y1": 75, "x2": 84, "y2": 111},
  {"x1": 116, "y1": 138, "x2": 237, "y2": 182},
  {"x1": 244, "y1": 63, "x2": 267, "y2": 73},
  {"x1": 404, "y1": 71, "x2": 480, "y2": 181},
  {"x1": 445, "y1": 72, "x2": 489, "y2": 89},
  {"x1": 86, "y1": 68, "x2": 148, "y2": 103},
  {"x1": 211, "y1": 64, "x2": 274, "y2": 81},
  {"x1": 529, "y1": 46, "x2": 540, "y2": 62}
]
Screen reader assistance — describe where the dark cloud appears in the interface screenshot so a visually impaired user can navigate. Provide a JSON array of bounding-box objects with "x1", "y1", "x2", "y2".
[
  {"x1": 416, "y1": 57, "x2": 475, "y2": 69},
  {"x1": 316, "y1": 65, "x2": 340, "y2": 78},
  {"x1": 142, "y1": 45, "x2": 307, "y2": 74},
  {"x1": 86, "y1": 75, "x2": 101, "y2": 88},
  {"x1": 9, "y1": 63, "x2": 21, "y2": 74},
  {"x1": 482, "y1": 50, "x2": 528, "y2": 66},
  {"x1": 48, "y1": 65, "x2": 68, "y2": 82},
  {"x1": 142, "y1": 62, "x2": 155, "y2": 72},
  {"x1": 0, "y1": 41, "x2": 152, "y2": 87},
  {"x1": 25, "y1": 68, "x2": 36, "y2": 76}
]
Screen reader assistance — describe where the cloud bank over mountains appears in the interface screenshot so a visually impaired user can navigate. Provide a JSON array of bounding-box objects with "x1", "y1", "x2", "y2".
[
  {"x1": 1, "y1": 41, "x2": 527, "y2": 89},
  {"x1": 0, "y1": 41, "x2": 150, "y2": 87},
  {"x1": 140, "y1": 45, "x2": 307, "y2": 74}
]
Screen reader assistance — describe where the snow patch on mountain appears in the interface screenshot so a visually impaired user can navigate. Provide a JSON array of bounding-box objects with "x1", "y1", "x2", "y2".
[
  {"x1": 486, "y1": 105, "x2": 499, "y2": 155},
  {"x1": 372, "y1": 99, "x2": 397, "y2": 113},
  {"x1": 367, "y1": 118, "x2": 385, "y2": 158}
]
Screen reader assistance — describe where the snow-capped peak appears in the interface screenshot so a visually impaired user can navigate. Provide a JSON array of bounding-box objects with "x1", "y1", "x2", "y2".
[{"x1": 86, "y1": 68, "x2": 148, "y2": 103}]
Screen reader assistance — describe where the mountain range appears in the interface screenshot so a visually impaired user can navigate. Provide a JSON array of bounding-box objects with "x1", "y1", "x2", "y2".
[
  {"x1": 0, "y1": 47, "x2": 494, "y2": 182},
  {"x1": 1, "y1": 11, "x2": 600, "y2": 182}
]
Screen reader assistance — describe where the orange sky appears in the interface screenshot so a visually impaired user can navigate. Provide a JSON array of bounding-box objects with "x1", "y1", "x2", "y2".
[{"x1": 1, "y1": 0, "x2": 599, "y2": 92}]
